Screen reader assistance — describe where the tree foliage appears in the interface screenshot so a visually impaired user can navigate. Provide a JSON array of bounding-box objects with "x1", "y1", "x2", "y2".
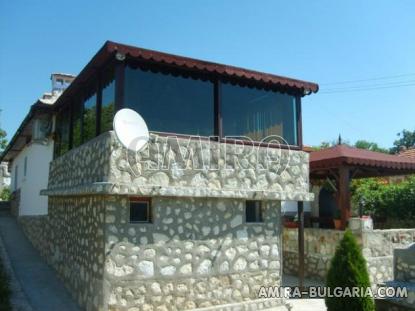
[
  {"x1": 390, "y1": 129, "x2": 415, "y2": 154},
  {"x1": 354, "y1": 140, "x2": 389, "y2": 154},
  {"x1": 0, "y1": 188, "x2": 11, "y2": 201},
  {"x1": 325, "y1": 230, "x2": 375, "y2": 311},
  {"x1": 351, "y1": 176, "x2": 415, "y2": 228},
  {"x1": 0, "y1": 129, "x2": 7, "y2": 153}
]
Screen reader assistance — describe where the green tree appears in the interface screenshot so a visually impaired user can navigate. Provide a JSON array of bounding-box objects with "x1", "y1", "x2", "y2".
[
  {"x1": 390, "y1": 129, "x2": 415, "y2": 154},
  {"x1": 325, "y1": 230, "x2": 375, "y2": 311},
  {"x1": 0, "y1": 128, "x2": 7, "y2": 152},
  {"x1": 352, "y1": 176, "x2": 415, "y2": 228},
  {"x1": 354, "y1": 140, "x2": 389, "y2": 153}
]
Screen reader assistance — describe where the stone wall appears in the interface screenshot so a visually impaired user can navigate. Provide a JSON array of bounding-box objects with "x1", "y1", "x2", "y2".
[
  {"x1": 283, "y1": 228, "x2": 415, "y2": 285},
  {"x1": 103, "y1": 196, "x2": 283, "y2": 311},
  {"x1": 44, "y1": 132, "x2": 313, "y2": 202},
  {"x1": 34, "y1": 132, "x2": 313, "y2": 311},
  {"x1": 10, "y1": 189, "x2": 20, "y2": 217},
  {"x1": 283, "y1": 228, "x2": 344, "y2": 280},
  {"x1": 394, "y1": 244, "x2": 415, "y2": 282},
  {"x1": 19, "y1": 196, "x2": 106, "y2": 311},
  {"x1": 19, "y1": 215, "x2": 49, "y2": 258}
]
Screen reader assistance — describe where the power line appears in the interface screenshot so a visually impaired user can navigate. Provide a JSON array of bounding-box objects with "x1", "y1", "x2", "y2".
[
  {"x1": 321, "y1": 79, "x2": 415, "y2": 92},
  {"x1": 319, "y1": 82, "x2": 415, "y2": 94},
  {"x1": 323, "y1": 79, "x2": 415, "y2": 91},
  {"x1": 320, "y1": 73, "x2": 415, "y2": 86}
]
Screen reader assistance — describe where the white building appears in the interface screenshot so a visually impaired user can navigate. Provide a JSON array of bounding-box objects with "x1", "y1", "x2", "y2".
[{"x1": 1, "y1": 73, "x2": 75, "y2": 215}]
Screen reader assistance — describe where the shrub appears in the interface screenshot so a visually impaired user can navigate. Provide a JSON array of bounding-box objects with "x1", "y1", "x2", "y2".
[
  {"x1": 351, "y1": 175, "x2": 415, "y2": 228},
  {"x1": 325, "y1": 230, "x2": 375, "y2": 311},
  {"x1": 0, "y1": 188, "x2": 10, "y2": 201}
]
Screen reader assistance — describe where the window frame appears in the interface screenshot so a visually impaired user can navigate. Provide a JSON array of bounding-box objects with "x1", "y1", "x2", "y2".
[
  {"x1": 245, "y1": 200, "x2": 264, "y2": 223},
  {"x1": 53, "y1": 59, "x2": 303, "y2": 159},
  {"x1": 119, "y1": 61, "x2": 302, "y2": 150},
  {"x1": 123, "y1": 64, "x2": 215, "y2": 137},
  {"x1": 129, "y1": 197, "x2": 153, "y2": 224}
]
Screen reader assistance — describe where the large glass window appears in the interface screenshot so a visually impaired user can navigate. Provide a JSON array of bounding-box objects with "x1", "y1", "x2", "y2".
[
  {"x1": 82, "y1": 93, "x2": 97, "y2": 142},
  {"x1": 221, "y1": 83, "x2": 298, "y2": 145},
  {"x1": 72, "y1": 99, "x2": 82, "y2": 148},
  {"x1": 124, "y1": 66, "x2": 214, "y2": 136},
  {"x1": 54, "y1": 106, "x2": 70, "y2": 157},
  {"x1": 100, "y1": 79, "x2": 115, "y2": 133}
]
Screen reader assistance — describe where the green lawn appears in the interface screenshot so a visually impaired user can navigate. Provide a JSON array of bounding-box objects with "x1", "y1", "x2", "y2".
[{"x1": 0, "y1": 255, "x2": 11, "y2": 311}]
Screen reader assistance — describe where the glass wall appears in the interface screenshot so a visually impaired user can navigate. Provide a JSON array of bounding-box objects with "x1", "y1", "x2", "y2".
[
  {"x1": 53, "y1": 63, "x2": 301, "y2": 159},
  {"x1": 124, "y1": 66, "x2": 214, "y2": 136},
  {"x1": 101, "y1": 79, "x2": 115, "y2": 133},
  {"x1": 221, "y1": 83, "x2": 298, "y2": 145},
  {"x1": 54, "y1": 106, "x2": 70, "y2": 157},
  {"x1": 72, "y1": 99, "x2": 82, "y2": 148},
  {"x1": 82, "y1": 93, "x2": 97, "y2": 142}
]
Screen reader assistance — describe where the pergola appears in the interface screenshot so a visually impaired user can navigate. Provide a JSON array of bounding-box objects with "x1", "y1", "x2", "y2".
[
  {"x1": 294, "y1": 144, "x2": 415, "y2": 288},
  {"x1": 309, "y1": 144, "x2": 415, "y2": 229}
]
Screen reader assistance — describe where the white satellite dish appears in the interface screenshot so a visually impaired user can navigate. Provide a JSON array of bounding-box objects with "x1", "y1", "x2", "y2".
[{"x1": 113, "y1": 108, "x2": 149, "y2": 152}]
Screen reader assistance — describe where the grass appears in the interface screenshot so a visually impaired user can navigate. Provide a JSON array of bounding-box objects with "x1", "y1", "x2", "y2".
[{"x1": 0, "y1": 255, "x2": 11, "y2": 311}]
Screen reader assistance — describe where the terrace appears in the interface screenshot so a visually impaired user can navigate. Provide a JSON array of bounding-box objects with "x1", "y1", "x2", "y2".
[{"x1": 52, "y1": 41, "x2": 318, "y2": 159}]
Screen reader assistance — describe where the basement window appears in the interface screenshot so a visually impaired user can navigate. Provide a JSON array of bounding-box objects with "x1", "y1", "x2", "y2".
[
  {"x1": 245, "y1": 200, "x2": 263, "y2": 223},
  {"x1": 129, "y1": 198, "x2": 152, "y2": 223}
]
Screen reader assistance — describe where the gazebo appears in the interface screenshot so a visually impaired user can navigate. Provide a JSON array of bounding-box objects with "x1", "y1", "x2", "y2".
[
  {"x1": 293, "y1": 144, "x2": 415, "y2": 288},
  {"x1": 309, "y1": 144, "x2": 415, "y2": 229}
]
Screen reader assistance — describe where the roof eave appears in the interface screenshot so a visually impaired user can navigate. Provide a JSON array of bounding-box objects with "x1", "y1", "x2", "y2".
[{"x1": 0, "y1": 102, "x2": 54, "y2": 163}]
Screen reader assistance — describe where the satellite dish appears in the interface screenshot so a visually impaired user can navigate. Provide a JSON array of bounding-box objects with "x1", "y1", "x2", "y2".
[{"x1": 113, "y1": 108, "x2": 149, "y2": 152}]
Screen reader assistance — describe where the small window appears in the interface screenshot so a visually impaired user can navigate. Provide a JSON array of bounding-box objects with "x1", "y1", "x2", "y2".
[
  {"x1": 24, "y1": 157, "x2": 27, "y2": 177},
  {"x1": 130, "y1": 198, "x2": 152, "y2": 223},
  {"x1": 245, "y1": 200, "x2": 263, "y2": 223}
]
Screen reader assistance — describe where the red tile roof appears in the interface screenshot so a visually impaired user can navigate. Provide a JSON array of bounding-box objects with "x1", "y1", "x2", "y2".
[
  {"x1": 106, "y1": 41, "x2": 319, "y2": 94},
  {"x1": 399, "y1": 148, "x2": 415, "y2": 159},
  {"x1": 310, "y1": 144, "x2": 415, "y2": 171},
  {"x1": 55, "y1": 41, "x2": 318, "y2": 110}
]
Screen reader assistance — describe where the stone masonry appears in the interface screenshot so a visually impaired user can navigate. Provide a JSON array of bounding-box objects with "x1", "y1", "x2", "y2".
[
  {"x1": 283, "y1": 227, "x2": 415, "y2": 286},
  {"x1": 19, "y1": 131, "x2": 312, "y2": 311},
  {"x1": 103, "y1": 196, "x2": 282, "y2": 310}
]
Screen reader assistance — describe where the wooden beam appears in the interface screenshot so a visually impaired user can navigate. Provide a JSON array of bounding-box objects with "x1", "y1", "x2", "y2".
[
  {"x1": 296, "y1": 96, "x2": 303, "y2": 148},
  {"x1": 297, "y1": 201, "x2": 305, "y2": 289},
  {"x1": 338, "y1": 166, "x2": 351, "y2": 230},
  {"x1": 214, "y1": 80, "x2": 222, "y2": 139},
  {"x1": 114, "y1": 62, "x2": 125, "y2": 112}
]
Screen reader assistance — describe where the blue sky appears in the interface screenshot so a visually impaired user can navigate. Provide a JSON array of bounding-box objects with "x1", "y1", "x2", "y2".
[{"x1": 1, "y1": 0, "x2": 414, "y2": 148}]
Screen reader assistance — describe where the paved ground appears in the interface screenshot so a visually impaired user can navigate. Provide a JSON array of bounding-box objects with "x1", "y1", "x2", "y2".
[
  {"x1": 0, "y1": 212, "x2": 80, "y2": 311},
  {"x1": 282, "y1": 274, "x2": 327, "y2": 311},
  {"x1": 287, "y1": 299, "x2": 327, "y2": 311}
]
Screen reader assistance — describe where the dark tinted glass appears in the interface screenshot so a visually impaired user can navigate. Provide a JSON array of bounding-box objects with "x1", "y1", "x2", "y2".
[
  {"x1": 54, "y1": 107, "x2": 70, "y2": 157},
  {"x1": 222, "y1": 83, "x2": 298, "y2": 145},
  {"x1": 72, "y1": 100, "x2": 82, "y2": 148},
  {"x1": 124, "y1": 66, "x2": 214, "y2": 136},
  {"x1": 82, "y1": 93, "x2": 97, "y2": 142},
  {"x1": 101, "y1": 79, "x2": 115, "y2": 133},
  {"x1": 130, "y1": 201, "x2": 151, "y2": 223},
  {"x1": 246, "y1": 200, "x2": 263, "y2": 223}
]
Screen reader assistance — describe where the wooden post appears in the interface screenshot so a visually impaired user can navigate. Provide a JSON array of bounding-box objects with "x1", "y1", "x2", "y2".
[
  {"x1": 338, "y1": 166, "x2": 351, "y2": 230},
  {"x1": 114, "y1": 62, "x2": 125, "y2": 112},
  {"x1": 297, "y1": 201, "x2": 304, "y2": 289}
]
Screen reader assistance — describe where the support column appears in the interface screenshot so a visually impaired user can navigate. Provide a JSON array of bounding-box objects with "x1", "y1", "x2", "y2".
[
  {"x1": 297, "y1": 201, "x2": 304, "y2": 289},
  {"x1": 338, "y1": 166, "x2": 351, "y2": 230}
]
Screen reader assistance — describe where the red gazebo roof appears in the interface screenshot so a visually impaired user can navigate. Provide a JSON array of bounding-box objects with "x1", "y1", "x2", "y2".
[{"x1": 310, "y1": 144, "x2": 415, "y2": 178}]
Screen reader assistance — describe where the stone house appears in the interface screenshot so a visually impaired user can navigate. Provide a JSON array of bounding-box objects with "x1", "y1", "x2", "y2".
[{"x1": 3, "y1": 41, "x2": 318, "y2": 311}]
